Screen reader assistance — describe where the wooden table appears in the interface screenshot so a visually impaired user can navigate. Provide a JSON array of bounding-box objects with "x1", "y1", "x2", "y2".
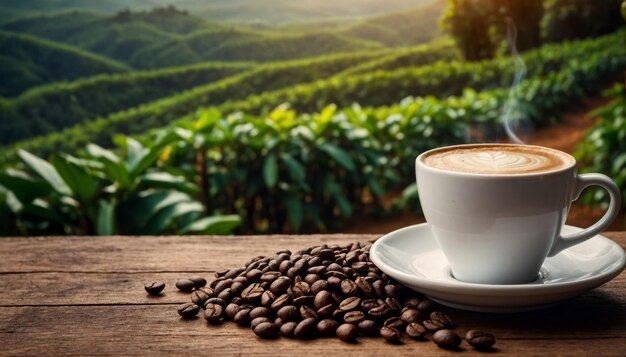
[{"x1": 1, "y1": 232, "x2": 625, "y2": 356}]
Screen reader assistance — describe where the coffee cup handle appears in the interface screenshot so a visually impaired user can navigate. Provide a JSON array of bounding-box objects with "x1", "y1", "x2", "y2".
[{"x1": 548, "y1": 173, "x2": 621, "y2": 257}]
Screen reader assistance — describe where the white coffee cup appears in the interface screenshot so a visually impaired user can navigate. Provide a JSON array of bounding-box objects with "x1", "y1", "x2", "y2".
[{"x1": 415, "y1": 144, "x2": 621, "y2": 285}]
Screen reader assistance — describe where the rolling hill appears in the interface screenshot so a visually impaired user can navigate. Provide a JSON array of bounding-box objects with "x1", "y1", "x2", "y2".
[{"x1": 0, "y1": 30, "x2": 129, "y2": 97}]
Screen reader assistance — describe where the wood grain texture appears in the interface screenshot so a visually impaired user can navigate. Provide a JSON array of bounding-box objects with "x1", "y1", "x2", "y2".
[
  {"x1": 0, "y1": 234, "x2": 377, "y2": 273},
  {"x1": 0, "y1": 232, "x2": 624, "y2": 356}
]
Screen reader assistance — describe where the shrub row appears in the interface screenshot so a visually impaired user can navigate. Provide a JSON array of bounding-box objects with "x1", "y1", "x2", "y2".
[{"x1": 0, "y1": 62, "x2": 252, "y2": 145}]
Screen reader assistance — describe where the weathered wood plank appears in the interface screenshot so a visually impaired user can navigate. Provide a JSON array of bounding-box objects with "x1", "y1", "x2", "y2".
[
  {"x1": 0, "y1": 232, "x2": 623, "y2": 274},
  {"x1": 0, "y1": 234, "x2": 379, "y2": 273},
  {"x1": 0, "y1": 271, "x2": 623, "y2": 307},
  {"x1": 1, "y1": 305, "x2": 625, "y2": 356}
]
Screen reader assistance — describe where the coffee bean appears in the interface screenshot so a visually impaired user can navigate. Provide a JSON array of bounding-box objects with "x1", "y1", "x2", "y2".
[
  {"x1": 293, "y1": 296, "x2": 314, "y2": 306},
  {"x1": 403, "y1": 297, "x2": 421, "y2": 308},
  {"x1": 176, "y1": 279, "x2": 195, "y2": 292},
  {"x1": 357, "y1": 320, "x2": 378, "y2": 336},
  {"x1": 368, "y1": 303, "x2": 391, "y2": 320},
  {"x1": 217, "y1": 288, "x2": 233, "y2": 302},
  {"x1": 344, "y1": 310, "x2": 365, "y2": 324},
  {"x1": 189, "y1": 276, "x2": 207, "y2": 289},
  {"x1": 204, "y1": 303, "x2": 223, "y2": 324},
  {"x1": 307, "y1": 266, "x2": 326, "y2": 275},
  {"x1": 205, "y1": 297, "x2": 226, "y2": 308},
  {"x1": 269, "y1": 276, "x2": 292, "y2": 295},
  {"x1": 316, "y1": 303, "x2": 335, "y2": 319},
  {"x1": 230, "y1": 282, "x2": 245, "y2": 296},
  {"x1": 318, "y1": 249, "x2": 335, "y2": 261},
  {"x1": 190, "y1": 290, "x2": 210, "y2": 306},
  {"x1": 277, "y1": 305, "x2": 299, "y2": 322},
  {"x1": 385, "y1": 297, "x2": 402, "y2": 312},
  {"x1": 384, "y1": 284, "x2": 400, "y2": 298},
  {"x1": 400, "y1": 308, "x2": 422, "y2": 324},
  {"x1": 271, "y1": 294, "x2": 291, "y2": 311},
  {"x1": 417, "y1": 300, "x2": 434, "y2": 313},
  {"x1": 294, "y1": 318, "x2": 317, "y2": 339},
  {"x1": 224, "y1": 267, "x2": 245, "y2": 280},
  {"x1": 355, "y1": 277, "x2": 374, "y2": 297},
  {"x1": 317, "y1": 319, "x2": 339, "y2": 337},
  {"x1": 234, "y1": 308, "x2": 252, "y2": 326},
  {"x1": 249, "y1": 307, "x2": 272, "y2": 320},
  {"x1": 340, "y1": 279, "x2": 358, "y2": 295},
  {"x1": 253, "y1": 322, "x2": 279, "y2": 339},
  {"x1": 293, "y1": 259, "x2": 309, "y2": 274},
  {"x1": 384, "y1": 317, "x2": 405, "y2": 330},
  {"x1": 288, "y1": 281, "x2": 310, "y2": 298},
  {"x1": 177, "y1": 303, "x2": 199, "y2": 318},
  {"x1": 430, "y1": 311, "x2": 453, "y2": 328},
  {"x1": 360, "y1": 299, "x2": 380, "y2": 311},
  {"x1": 339, "y1": 296, "x2": 361, "y2": 311},
  {"x1": 351, "y1": 262, "x2": 368, "y2": 274},
  {"x1": 327, "y1": 276, "x2": 343, "y2": 290},
  {"x1": 261, "y1": 290, "x2": 276, "y2": 307},
  {"x1": 314, "y1": 290, "x2": 335, "y2": 310},
  {"x1": 405, "y1": 322, "x2": 426, "y2": 339},
  {"x1": 224, "y1": 303, "x2": 240, "y2": 320},
  {"x1": 279, "y1": 260, "x2": 294, "y2": 274},
  {"x1": 213, "y1": 279, "x2": 233, "y2": 295},
  {"x1": 198, "y1": 287, "x2": 215, "y2": 297},
  {"x1": 304, "y1": 273, "x2": 321, "y2": 285},
  {"x1": 280, "y1": 321, "x2": 298, "y2": 338},
  {"x1": 260, "y1": 271, "x2": 282, "y2": 283},
  {"x1": 372, "y1": 280, "x2": 386, "y2": 298},
  {"x1": 300, "y1": 305, "x2": 318, "y2": 320},
  {"x1": 465, "y1": 330, "x2": 496, "y2": 350},
  {"x1": 336, "y1": 323, "x2": 358, "y2": 343},
  {"x1": 233, "y1": 276, "x2": 248, "y2": 285},
  {"x1": 215, "y1": 269, "x2": 229, "y2": 278},
  {"x1": 241, "y1": 283, "x2": 264, "y2": 303},
  {"x1": 250, "y1": 317, "x2": 271, "y2": 330},
  {"x1": 433, "y1": 329, "x2": 462, "y2": 350},
  {"x1": 144, "y1": 281, "x2": 165, "y2": 295},
  {"x1": 246, "y1": 269, "x2": 263, "y2": 282},
  {"x1": 423, "y1": 319, "x2": 443, "y2": 332},
  {"x1": 380, "y1": 326, "x2": 402, "y2": 343},
  {"x1": 325, "y1": 270, "x2": 347, "y2": 280}
]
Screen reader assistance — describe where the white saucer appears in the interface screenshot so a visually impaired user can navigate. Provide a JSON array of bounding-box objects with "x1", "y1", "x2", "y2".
[{"x1": 370, "y1": 223, "x2": 626, "y2": 313}]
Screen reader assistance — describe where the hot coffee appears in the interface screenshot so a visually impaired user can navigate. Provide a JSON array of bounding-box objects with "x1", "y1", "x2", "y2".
[{"x1": 422, "y1": 144, "x2": 574, "y2": 175}]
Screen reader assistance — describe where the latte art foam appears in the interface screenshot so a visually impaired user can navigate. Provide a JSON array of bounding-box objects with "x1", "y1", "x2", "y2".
[{"x1": 422, "y1": 145, "x2": 574, "y2": 174}]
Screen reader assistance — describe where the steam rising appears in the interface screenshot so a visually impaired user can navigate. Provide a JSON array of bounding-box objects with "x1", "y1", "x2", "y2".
[{"x1": 502, "y1": 18, "x2": 528, "y2": 144}]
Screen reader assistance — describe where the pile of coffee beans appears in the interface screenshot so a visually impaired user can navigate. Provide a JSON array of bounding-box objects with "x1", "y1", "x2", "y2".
[{"x1": 147, "y1": 241, "x2": 495, "y2": 351}]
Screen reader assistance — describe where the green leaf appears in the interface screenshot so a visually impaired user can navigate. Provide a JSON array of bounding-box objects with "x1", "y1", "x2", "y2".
[
  {"x1": 124, "y1": 190, "x2": 192, "y2": 232},
  {"x1": 263, "y1": 153, "x2": 278, "y2": 188},
  {"x1": 128, "y1": 128, "x2": 183, "y2": 177},
  {"x1": 181, "y1": 215, "x2": 241, "y2": 235},
  {"x1": 143, "y1": 201, "x2": 204, "y2": 235},
  {"x1": 0, "y1": 169, "x2": 51, "y2": 203},
  {"x1": 17, "y1": 150, "x2": 71, "y2": 196},
  {"x1": 86, "y1": 144, "x2": 131, "y2": 188},
  {"x1": 51, "y1": 155, "x2": 99, "y2": 202},
  {"x1": 140, "y1": 172, "x2": 199, "y2": 195},
  {"x1": 96, "y1": 200, "x2": 116, "y2": 236},
  {"x1": 318, "y1": 143, "x2": 356, "y2": 171},
  {"x1": 280, "y1": 153, "x2": 305, "y2": 182},
  {"x1": 284, "y1": 194, "x2": 303, "y2": 232}
]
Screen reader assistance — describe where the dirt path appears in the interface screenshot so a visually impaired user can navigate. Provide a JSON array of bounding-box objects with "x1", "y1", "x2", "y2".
[{"x1": 340, "y1": 95, "x2": 625, "y2": 234}]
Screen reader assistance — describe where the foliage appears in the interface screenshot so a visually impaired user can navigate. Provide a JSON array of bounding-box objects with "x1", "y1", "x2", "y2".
[
  {"x1": 0, "y1": 128, "x2": 241, "y2": 236},
  {"x1": 0, "y1": 50, "x2": 392, "y2": 157},
  {"x1": 541, "y1": 0, "x2": 624, "y2": 43},
  {"x1": 0, "y1": 62, "x2": 252, "y2": 145},
  {"x1": 2, "y1": 29, "x2": 623, "y2": 162},
  {"x1": 336, "y1": 39, "x2": 461, "y2": 77},
  {"x1": 575, "y1": 85, "x2": 626, "y2": 210},
  {"x1": 0, "y1": 30, "x2": 129, "y2": 97},
  {"x1": 441, "y1": 0, "x2": 624, "y2": 60}
]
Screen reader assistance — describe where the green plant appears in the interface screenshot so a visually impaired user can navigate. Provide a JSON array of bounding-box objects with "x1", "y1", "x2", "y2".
[
  {"x1": 575, "y1": 84, "x2": 626, "y2": 212},
  {"x1": 0, "y1": 128, "x2": 240, "y2": 236}
]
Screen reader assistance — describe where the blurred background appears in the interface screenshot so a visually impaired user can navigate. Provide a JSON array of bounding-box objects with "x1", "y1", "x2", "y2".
[{"x1": 0, "y1": 0, "x2": 624, "y2": 236}]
